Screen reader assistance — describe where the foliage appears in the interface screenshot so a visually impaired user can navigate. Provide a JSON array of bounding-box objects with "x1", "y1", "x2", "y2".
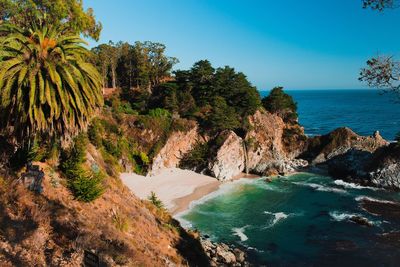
[
  {"x1": 359, "y1": 56, "x2": 400, "y2": 99},
  {"x1": 148, "y1": 108, "x2": 171, "y2": 118},
  {"x1": 363, "y1": 0, "x2": 397, "y2": 11},
  {"x1": 0, "y1": 0, "x2": 102, "y2": 40},
  {"x1": 148, "y1": 191, "x2": 164, "y2": 209},
  {"x1": 262, "y1": 87, "x2": 298, "y2": 122},
  {"x1": 92, "y1": 41, "x2": 178, "y2": 90},
  {"x1": 60, "y1": 134, "x2": 105, "y2": 202},
  {"x1": 88, "y1": 119, "x2": 104, "y2": 147},
  {"x1": 111, "y1": 209, "x2": 130, "y2": 232},
  {"x1": 205, "y1": 97, "x2": 240, "y2": 133},
  {"x1": 0, "y1": 23, "x2": 103, "y2": 144},
  {"x1": 69, "y1": 170, "x2": 105, "y2": 202},
  {"x1": 179, "y1": 142, "x2": 210, "y2": 171}
]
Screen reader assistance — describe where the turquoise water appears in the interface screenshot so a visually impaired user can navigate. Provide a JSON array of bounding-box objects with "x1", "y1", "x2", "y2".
[
  {"x1": 260, "y1": 89, "x2": 400, "y2": 140},
  {"x1": 180, "y1": 90, "x2": 400, "y2": 266},
  {"x1": 180, "y1": 173, "x2": 400, "y2": 266}
]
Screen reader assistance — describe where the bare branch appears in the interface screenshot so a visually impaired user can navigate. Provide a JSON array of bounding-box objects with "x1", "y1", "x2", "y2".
[
  {"x1": 360, "y1": 55, "x2": 400, "y2": 98},
  {"x1": 363, "y1": 0, "x2": 398, "y2": 11}
]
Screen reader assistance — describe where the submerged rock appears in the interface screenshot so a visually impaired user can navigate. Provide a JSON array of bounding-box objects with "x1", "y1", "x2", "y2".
[{"x1": 349, "y1": 216, "x2": 373, "y2": 227}]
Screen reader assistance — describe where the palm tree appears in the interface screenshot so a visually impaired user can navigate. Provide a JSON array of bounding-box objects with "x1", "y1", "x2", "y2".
[{"x1": 0, "y1": 23, "x2": 103, "y2": 145}]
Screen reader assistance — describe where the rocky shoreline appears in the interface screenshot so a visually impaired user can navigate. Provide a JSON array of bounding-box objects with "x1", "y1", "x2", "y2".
[
  {"x1": 201, "y1": 237, "x2": 251, "y2": 267},
  {"x1": 151, "y1": 108, "x2": 399, "y2": 191}
]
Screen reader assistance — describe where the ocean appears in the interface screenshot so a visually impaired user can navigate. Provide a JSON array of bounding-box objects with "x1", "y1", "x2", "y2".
[
  {"x1": 178, "y1": 89, "x2": 400, "y2": 266},
  {"x1": 264, "y1": 89, "x2": 400, "y2": 141}
]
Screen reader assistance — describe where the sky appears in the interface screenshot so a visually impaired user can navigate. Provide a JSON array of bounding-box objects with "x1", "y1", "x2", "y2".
[{"x1": 84, "y1": 0, "x2": 400, "y2": 90}]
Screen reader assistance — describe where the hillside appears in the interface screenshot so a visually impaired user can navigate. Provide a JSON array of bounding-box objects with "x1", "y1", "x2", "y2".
[{"x1": 0, "y1": 156, "x2": 209, "y2": 266}]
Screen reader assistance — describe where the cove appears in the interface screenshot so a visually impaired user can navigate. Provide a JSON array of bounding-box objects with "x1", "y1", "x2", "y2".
[{"x1": 179, "y1": 173, "x2": 400, "y2": 266}]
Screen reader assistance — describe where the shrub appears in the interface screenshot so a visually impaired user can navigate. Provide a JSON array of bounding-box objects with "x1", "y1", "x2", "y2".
[
  {"x1": 88, "y1": 119, "x2": 104, "y2": 147},
  {"x1": 103, "y1": 139, "x2": 122, "y2": 158},
  {"x1": 148, "y1": 108, "x2": 171, "y2": 118},
  {"x1": 69, "y1": 171, "x2": 105, "y2": 202},
  {"x1": 148, "y1": 191, "x2": 164, "y2": 209},
  {"x1": 179, "y1": 142, "x2": 210, "y2": 171},
  {"x1": 60, "y1": 134, "x2": 105, "y2": 202},
  {"x1": 111, "y1": 209, "x2": 130, "y2": 232}
]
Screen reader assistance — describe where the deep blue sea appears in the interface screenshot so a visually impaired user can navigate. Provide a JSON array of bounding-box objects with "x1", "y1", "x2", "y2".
[
  {"x1": 262, "y1": 89, "x2": 400, "y2": 140},
  {"x1": 179, "y1": 90, "x2": 400, "y2": 267}
]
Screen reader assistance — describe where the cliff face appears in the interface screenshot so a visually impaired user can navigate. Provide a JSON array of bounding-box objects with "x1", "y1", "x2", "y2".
[
  {"x1": 367, "y1": 144, "x2": 400, "y2": 189},
  {"x1": 208, "y1": 131, "x2": 246, "y2": 181},
  {"x1": 302, "y1": 127, "x2": 388, "y2": 165},
  {"x1": 300, "y1": 127, "x2": 400, "y2": 190},
  {"x1": 153, "y1": 109, "x2": 308, "y2": 180},
  {"x1": 245, "y1": 110, "x2": 307, "y2": 176},
  {"x1": 151, "y1": 123, "x2": 201, "y2": 175}
]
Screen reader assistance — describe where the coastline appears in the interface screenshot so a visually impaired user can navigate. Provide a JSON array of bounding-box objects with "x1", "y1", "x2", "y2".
[{"x1": 120, "y1": 168, "x2": 259, "y2": 216}]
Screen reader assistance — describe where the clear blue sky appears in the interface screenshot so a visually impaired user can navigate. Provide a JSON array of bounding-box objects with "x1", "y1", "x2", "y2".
[{"x1": 84, "y1": 0, "x2": 400, "y2": 90}]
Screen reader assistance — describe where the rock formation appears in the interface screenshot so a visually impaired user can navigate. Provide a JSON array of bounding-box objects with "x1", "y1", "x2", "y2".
[
  {"x1": 208, "y1": 131, "x2": 246, "y2": 181},
  {"x1": 244, "y1": 109, "x2": 307, "y2": 176},
  {"x1": 151, "y1": 123, "x2": 201, "y2": 175},
  {"x1": 300, "y1": 127, "x2": 400, "y2": 190}
]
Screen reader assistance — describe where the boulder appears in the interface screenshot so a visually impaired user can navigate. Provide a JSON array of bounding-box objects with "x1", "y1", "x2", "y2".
[{"x1": 208, "y1": 131, "x2": 246, "y2": 181}]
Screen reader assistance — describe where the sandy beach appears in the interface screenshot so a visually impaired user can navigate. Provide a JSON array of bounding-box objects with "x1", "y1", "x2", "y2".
[{"x1": 120, "y1": 168, "x2": 221, "y2": 214}]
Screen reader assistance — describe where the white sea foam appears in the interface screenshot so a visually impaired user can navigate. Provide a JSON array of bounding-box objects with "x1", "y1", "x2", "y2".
[
  {"x1": 334, "y1": 180, "x2": 378, "y2": 191},
  {"x1": 329, "y1": 211, "x2": 381, "y2": 226},
  {"x1": 355, "y1": 196, "x2": 398, "y2": 204},
  {"x1": 262, "y1": 211, "x2": 299, "y2": 228},
  {"x1": 264, "y1": 211, "x2": 289, "y2": 224},
  {"x1": 329, "y1": 211, "x2": 361, "y2": 221},
  {"x1": 293, "y1": 182, "x2": 347, "y2": 194},
  {"x1": 232, "y1": 225, "x2": 249, "y2": 242}
]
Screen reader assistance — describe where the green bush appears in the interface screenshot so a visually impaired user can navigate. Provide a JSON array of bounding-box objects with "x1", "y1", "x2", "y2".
[
  {"x1": 148, "y1": 108, "x2": 171, "y2": 118},
  {"x1": 69, "y1": 171, "x2": 105, "y2": 202},
  {"x1": 60, "y1": 134, "x2": 105, "y2": 202},
  {"x1": 102, "y1": 139, "x2": 122, "y2": 158},
  {"x1": 148, "y1": 191, "x2": 164, "y2": 209},
  {"x1": 179, "y1": 142, "x2": 210, "y2": 171},
  {"x1": 88, "y1": 119, "x2": 104, "y2": 147}
]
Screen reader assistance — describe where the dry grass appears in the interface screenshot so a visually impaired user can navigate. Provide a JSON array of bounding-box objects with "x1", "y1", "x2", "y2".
[{"x1": 0, "y1": 152, "x2": 209, "y2": 266}]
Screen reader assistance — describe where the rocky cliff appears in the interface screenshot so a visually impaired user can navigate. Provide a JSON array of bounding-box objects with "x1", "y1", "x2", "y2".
[
  {"x1": 302, "y1": 127, "x2": 388, "y2": 165},
  {"x1": 154, "y1": 109, "x2": 308, "y2": 180},
  {"x1": 244, "y1": 110, "x2": 307, "y2": 176},
  {"x1": 300, "y1": 127, "x2": 400, "y2": 190},
  {"x1": 151, "y1": 123, "x2": 202, "y2": 175}
]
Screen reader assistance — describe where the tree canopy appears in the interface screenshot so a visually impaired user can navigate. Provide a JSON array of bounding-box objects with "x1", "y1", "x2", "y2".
[
  {"x1": 0, "y1": 0, "x2": 102, "y2": 40},
  {"x1": 0, "y1": 23, "x2": 103, "y2": 144},
  {"x1": 262, "y1": 87, "x2": 298, "y2": 123},
  {"x1": 91, "y1": 41, "x2": 178, "y2": 90}
]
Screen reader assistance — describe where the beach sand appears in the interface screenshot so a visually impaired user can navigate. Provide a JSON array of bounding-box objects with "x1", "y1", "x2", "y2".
[{"x1": 120, "y1": 168, "x2": 221, "y2": 215}]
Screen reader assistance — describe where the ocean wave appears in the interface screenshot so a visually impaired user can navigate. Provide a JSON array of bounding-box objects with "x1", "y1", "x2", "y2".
[
  {"x1": 334, "y1": 180, "x2": 378, "y2": 191},
  {"x1": 262, "y1": 211, "x2": 300, "y2": 228},
  {"x1": 355, "y1": 196, "x2": 398, "y2": 204},
  {"x1": 329, "y1": 211, "x2": 361, "y2": 221},
  {"x1": 232, "y1": 225, "x2": 249, "y2": 242},
  {"x1": 293, "y1": 182, "x2": 347, "y2": 194},
  {"x1": 329, "y1": 211, "x2": 381, "y2": 226},
  {"x1": 176, "y1": 216, "x2": 193, "y2": 229}
]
